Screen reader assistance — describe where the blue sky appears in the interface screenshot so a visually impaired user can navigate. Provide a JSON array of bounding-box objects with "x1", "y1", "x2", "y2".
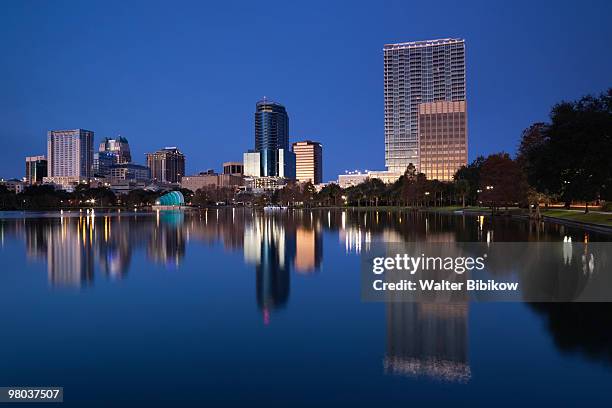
[{"x1": 1, "y1": 0, "x2": 610, "y2": 182}]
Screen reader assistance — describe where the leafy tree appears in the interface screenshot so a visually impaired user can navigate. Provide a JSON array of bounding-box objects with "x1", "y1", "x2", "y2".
[
  {"x1": 302, "y1": 182, "x2": 316, "y2": 207},
  {"x1": 19, "y1": 185, "x2": 69, "y2": 209},
  {"x1": 0, "y1": 185, "x2": 17, "y2": 209},
  {"x1": 453, "y1": 156, "x2": 484, "y2": 206},
  {"x1": 122, "y1": 189, "x2": 158, "y2": 207},
  {"x1": 519, "y1": 89, "x2": 612, "y2": 212},
  {"x1": 176, "y1": 188, "x2": 195, "y2": 204},
  {"x1": 316, "y1": 183, "x2": 343, "y2": 206},
  {"x1": 479, "y1": 153, "x2": 526, "y2": 212},
  {"x1": 277, "y1": 182, "x2": 302, "y2": 206},
  {"x1": 454, "y1": 179, "x2": 470, "y2": 208}
]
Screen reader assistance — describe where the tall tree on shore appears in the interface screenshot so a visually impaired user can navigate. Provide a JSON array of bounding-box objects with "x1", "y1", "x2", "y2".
[
  {"x1": 454, "y1": 179, "x2": 470, "y2": 208},
  {"x1": 453, "y1": 156, "x2": 484, "y2": 206},
  {"x1": 479, "y1": 153, "x2": 526, "y2": 212},
  {"x1": 519, "y1": 89, "x2": 612, "y2": 212}
]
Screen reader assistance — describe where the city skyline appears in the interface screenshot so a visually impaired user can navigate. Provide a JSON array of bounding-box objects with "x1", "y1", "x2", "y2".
[{"x1": 1, "y1": 1, "x2": 611, "y2": 182}]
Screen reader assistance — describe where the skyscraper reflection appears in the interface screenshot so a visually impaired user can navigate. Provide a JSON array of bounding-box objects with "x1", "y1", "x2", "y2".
[
  {"x1": 46, "y1": 216, "x2": 94, "y2": 287},
  {"x1": 148, "y1": 211, "x2": 186, "y2": 267},
  {"x1": 244, "y1": 214, "x2": 292, "y2": 323},
  {"x1": 242, "y1": 210, "x2": 324, "y2": 323},
  {"x1": 385, "y1": 302, "x2": 470, "y2": 382}
]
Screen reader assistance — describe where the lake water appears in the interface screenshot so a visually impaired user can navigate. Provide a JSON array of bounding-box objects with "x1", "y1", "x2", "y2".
[{"x1": 1, "y1": 208, "x2": 611, "y2": 406}]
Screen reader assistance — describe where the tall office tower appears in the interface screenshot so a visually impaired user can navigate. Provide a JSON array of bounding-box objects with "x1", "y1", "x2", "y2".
[
  {"x1": 292, "y1": 141, "x2": 323, "y2": 184},
  {"x1": 254, "y1": 98, "x2": 292, "y2": 177},
  {"x1": 146, "y1": 147, "x2": 185, "y2": 183},
  {"x1": 99, "y1": 136, "x2": 132, "y2": 164},
  {"x1": 47, "y1": 129, "x2": 94, "y2": 178},
  {"x1": 25, "y1": 155, "x2": 47, "y2": 184},
  {"x1": 383, "y1": 38, "x2": 466, "y2": 175},
  {"x1": 418, "y1": 101, "x2": 467, "y2": 181}
]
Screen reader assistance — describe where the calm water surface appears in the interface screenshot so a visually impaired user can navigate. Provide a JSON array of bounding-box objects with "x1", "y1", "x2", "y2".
[{"x1": 1, "y1": 209, "x2": 611, "y2": 407}]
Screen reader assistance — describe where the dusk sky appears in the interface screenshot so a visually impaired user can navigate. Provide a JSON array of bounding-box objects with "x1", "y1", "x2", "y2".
[{"x1": 1, "y1": 0, "x2": 610, "y2": 182}]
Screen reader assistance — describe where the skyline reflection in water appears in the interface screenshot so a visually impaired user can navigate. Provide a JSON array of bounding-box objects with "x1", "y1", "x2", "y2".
[{"x1": 0, "y1": 208, "x2": 611, "y2": 404}]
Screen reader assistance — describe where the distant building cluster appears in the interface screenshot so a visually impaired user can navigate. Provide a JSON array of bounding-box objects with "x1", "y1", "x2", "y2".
[
  {"x1": 9, "y1": 37, "x2": 468, "y2": 195},
  {"x1": 24, "y1": 129, "x2": 187, "y2": 193},
  {"x1": 17, "y1": 100, "x2": 323, "y2": 195}
]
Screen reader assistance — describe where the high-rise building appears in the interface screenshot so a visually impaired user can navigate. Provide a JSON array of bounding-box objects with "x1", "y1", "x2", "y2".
[
  {"x1": 145, "y1": 147, "x2": 185, "y2": 183},
  {"x1": 418, "y1": 101, "x2": 467, "y2": 181},
  {"x1": 255, "y1": 99, "x2": 289, "y2": 152},
  {"x1": 25, "y1": 155, "x2": 47, "y2": 184},
  {"x1": 253, "y1": 98, "x2": 294, "y2": 178},
  {"x1": 93, "y1": 151, "x2": 117, "y2": 177},
  {"x1": 46, "y1": 129, "x2": 94, "y2": 182},
  {"x1": 384, "y1": 38, "x2": 466, "y2": 174},
  {"x1": 292, "y1": 141, "x2": 322, "y2": 184},
  {"x1": 93, "y1": 136, "x2": 131, "y2": 177},
  {"x1": 99, "y1": 137, "x2": 131, "y2": 164}
]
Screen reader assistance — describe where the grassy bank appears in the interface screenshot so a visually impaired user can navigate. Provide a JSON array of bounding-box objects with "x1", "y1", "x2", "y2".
[{"x1": 542, "y1": 209, "x2": 612, "y2": 227}]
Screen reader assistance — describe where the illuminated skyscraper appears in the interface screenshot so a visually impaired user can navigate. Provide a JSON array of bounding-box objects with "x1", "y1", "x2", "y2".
[
  {"x1": 418, "y1": 101, "x2": 467, "y2": 181},
  {"x1": 99, "y1": 136, "x2": 131, "y2": 164},
  {"x1": 47, "y1": 129, "x2": 94, "y2": 180},
  {"x1": 146, "y1": 147, "x2": 185, "y2": 183},
  {"x1": 384, "y1": 38, "x2": 466, "y2": 174},
  {"x1": 94, "y1": 136, "x2": 132, "y2": 177},
  {"x1": 251, "y1": 98, "x2": 295, "y2": 179},
  {"x1": 292, "y1": 140, "x2": 323, "y2": 184}
]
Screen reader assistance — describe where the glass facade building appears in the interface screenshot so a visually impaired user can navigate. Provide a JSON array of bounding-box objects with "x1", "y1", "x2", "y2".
[
  {"x1": 93, "y1": 151, "x2": 117, "y2": 177},
  {"x1": 384, "y1": 38, "x2": 466, "y2": 174},
  {"x1": 25, "y1": 155, "x2": 47, "y2": 184},
  {"x1": 99, "y1": 137, "x2": 131, "y2": 164},
  {"x1": 254, "y1": 99, "x2": 290, "y2": 177},
  {"x1": 277, "y1": 148, "x2": 296, "y2": 180}
]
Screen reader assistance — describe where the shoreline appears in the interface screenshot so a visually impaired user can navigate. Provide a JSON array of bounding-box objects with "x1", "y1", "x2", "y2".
[{"x1": 2, "y1": 205, "x2": 611, "y2": 234}]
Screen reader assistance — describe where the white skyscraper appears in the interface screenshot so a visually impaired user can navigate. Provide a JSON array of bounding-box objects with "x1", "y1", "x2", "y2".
[
  {"x1": 384, "y1": 38, "x2": 466, "y2": 174},
  {"x1": 45, "y1": 129, "x2": 94, "y2": 188}
]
